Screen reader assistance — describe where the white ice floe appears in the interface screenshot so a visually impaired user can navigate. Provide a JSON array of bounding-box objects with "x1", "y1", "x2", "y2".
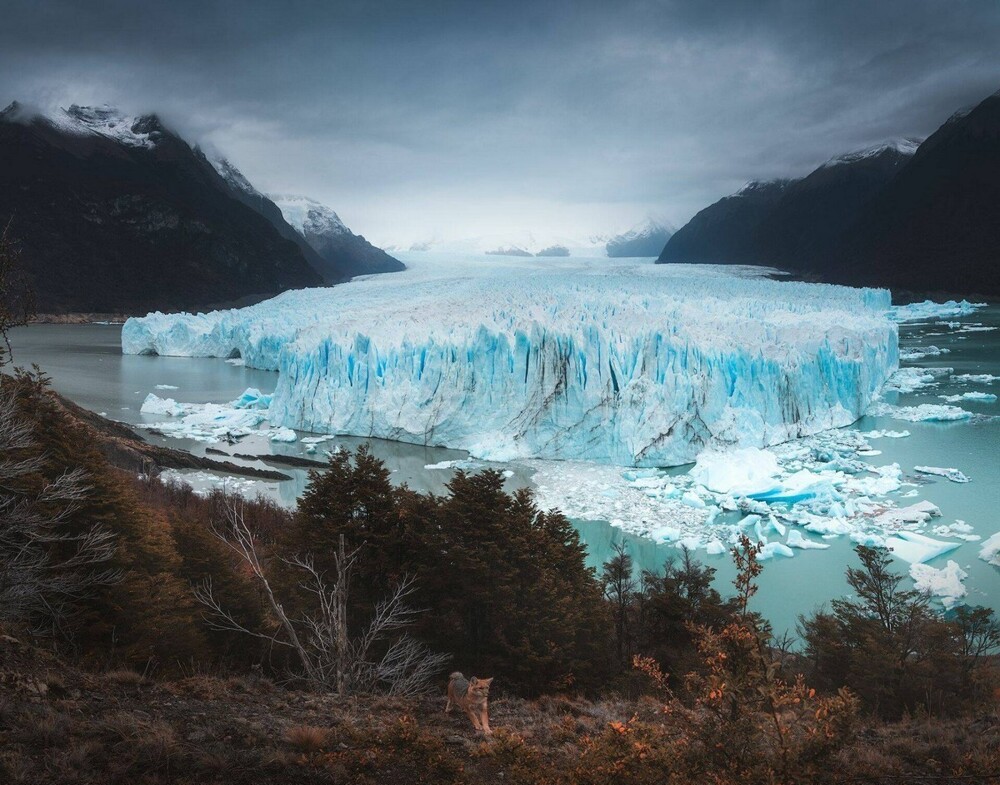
[
  {"x1": 915, "y1": 466, "x2": 971, "y2": 483},
  {"x1": 882, "y1": 367, "x2": 949, "y2": 393},
  {"x1": 122, "y1": 256, "x2": 897, "y2": 467},
  {"x1": 860, "y1": 429, "x2": 910, "y2": 439},
  {"x1": 138, "y1": 388, "x2": 272, "y2": 442},
  {"x1": 980, "y1": 533, "x2": 1000, "y2": 568},
  {"x1": 885, "y1": 531, "x2": 961, "y2": 564},
  {"x1": 951, "y1": 373, "x2": 998, "y2": 384},
  {"x1": 154, "y1": 384, "x2": 179, "y2": 390},
  {"x1": 688, "y1": 447, "x2": 781, "y2": 496},
  {"x1": 876, "y1": 500, "x2": 942, "y2": 527},
  {"x1": 932, "y1": 521, "x2": 980, "y2": 542},
  {"x1": 300, "y1": 435, "x2": 337, "y2": 444},
  {"x1": 786, "y1": 529, "x2": 831, "y2": 550},
  {"x1": 890, "y1": 300, "x2": 985, "y2": 323},
  {"x1": 939, "y1": 391, "x2": 997, "y2": 403},
  {"x1": 866, "y1": 402, "x2": 972, "y2": 422},
  {"x1": 268, "y1": 427, "x2": 298, "y2": 443},
  {"x1": 909, "y1": 561, "x2": 968, "y2": 609},
  {"x1": 900, "y1": 346, "x2": 950, "y2": 361}
]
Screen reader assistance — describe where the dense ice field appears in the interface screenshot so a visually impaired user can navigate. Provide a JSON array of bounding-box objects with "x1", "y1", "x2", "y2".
[{"x1": 123, "y1": 254, "x2": 897, "y2": 467}]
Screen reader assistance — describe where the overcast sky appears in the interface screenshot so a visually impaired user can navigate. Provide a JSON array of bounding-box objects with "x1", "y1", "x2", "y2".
[{"x1": 3, "y1": 0, "x2": 998, "y2": 246}]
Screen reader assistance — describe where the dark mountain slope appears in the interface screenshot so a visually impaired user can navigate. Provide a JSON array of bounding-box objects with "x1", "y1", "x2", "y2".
[
  {"x1": 754, "y1": 142, "x2": 917, "y2": 272},
  {"x1": 657, "y1": 180, "x2": 794, "y2": 264},
  {"x1": 0, "y1": 103, "x2": 322, "y2": 313},
  {"x1": 832, "y1": 91, "x2": 1000, "y2": 296}
]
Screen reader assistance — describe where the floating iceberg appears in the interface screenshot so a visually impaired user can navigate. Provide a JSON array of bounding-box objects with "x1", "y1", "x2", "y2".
[
  {"x1": 951, "y1": 373, "x2": 998, "y2": 384},
  {"x1": 689, "y1": 447, "x2": 781, "y2": 496},
  {"x1": 883, "y1": 367, "x2": 946, "y2": 393},
  {"x1": 909, "y1": 561, "x2": 967, "y2": 609},
  {"x1": 939, "y1": 391, "x2": 997, "y2": 403},
  {"x1": 899, "y1": 346, "x2": 949, "y2": 361},
  {"x1": 890, "y1": 300, "x2": 985, "y2": 323},
  {"x1": 866, "y1": 402, "x2": 972, "y2": 422},
  {"x1": 138, "y1": 389, "x2": 271, "y2": 442},
  {"x1": 980, "y1": 533, "x2": 1000, "y2": 568},
  {"x1": 885, "y1": 531, "x2": 961, "y2": 564},
  {"x1": 122, "y1": 257, "x2": 897, "y2": 467},
  {"x1": 914, "y1": 466, "x2": 970, "y2": 483},
  {"x1": 786, "y1": 530, "x2": 831, "y2": 550}
]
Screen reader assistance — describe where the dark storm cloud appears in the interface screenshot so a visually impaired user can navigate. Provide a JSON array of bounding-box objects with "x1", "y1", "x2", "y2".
[{"x1": 2, "y1": 0, "x2": 998, "y2": 243}]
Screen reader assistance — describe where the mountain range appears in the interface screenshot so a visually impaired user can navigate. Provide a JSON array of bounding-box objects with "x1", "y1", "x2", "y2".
[
  {"x1": 658, "y1": 88, "x2": 1000, "y2": 297},
  {"x1": 0, "y1": 102, "x2": 402, "y2": 313}
]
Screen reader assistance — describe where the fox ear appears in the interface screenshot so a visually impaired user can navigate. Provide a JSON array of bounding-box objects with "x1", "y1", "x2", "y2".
[
  {"x1": 481, "y1": 677, "x2": 493, "y2": 686},
  {"x1": 469, "y1": 677, "x2": 479, "y2": 685}
]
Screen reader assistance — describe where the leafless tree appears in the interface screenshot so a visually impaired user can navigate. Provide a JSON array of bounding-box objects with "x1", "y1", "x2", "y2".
[
  {"x1": 194, "y1": 501, "x2": 448, "y2": 696},
  {"x1": 0, "y1": 219, "x2": 36, "y2": 367},
  {"x1": 0, "y1": 385, "x2": 121, "y2": 632}
]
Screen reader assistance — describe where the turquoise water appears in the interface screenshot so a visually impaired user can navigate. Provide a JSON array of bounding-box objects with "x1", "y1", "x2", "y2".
[{"x1": 9, "y1": 306, "x2": 1000, "y2": 635}]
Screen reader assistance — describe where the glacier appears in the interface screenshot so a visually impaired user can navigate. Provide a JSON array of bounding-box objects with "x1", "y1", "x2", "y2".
[{"x1": 122, "y1": 255, "x2": 897, "y2": 467}]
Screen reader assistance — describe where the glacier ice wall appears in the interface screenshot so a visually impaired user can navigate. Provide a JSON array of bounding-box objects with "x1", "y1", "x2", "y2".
[{"x1": 122, "y1": 256, "x2": 897, "y2": 466}]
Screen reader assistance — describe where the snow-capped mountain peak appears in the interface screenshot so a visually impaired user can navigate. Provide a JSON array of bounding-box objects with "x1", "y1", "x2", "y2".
[
  {"x1": 270, "y1": 194, "x2": 349, "y2": 239},
  {"x1": 10, "y1": 103, "x2": 169, "y2": 149},
  {"x1": 821, "y1": 138, "x2": 922, "y2": 168}
]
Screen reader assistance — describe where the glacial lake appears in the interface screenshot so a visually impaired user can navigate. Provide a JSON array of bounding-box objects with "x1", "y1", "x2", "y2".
[{"x1": 9, "y1": 302, "x2": 1000, "y2": 638}]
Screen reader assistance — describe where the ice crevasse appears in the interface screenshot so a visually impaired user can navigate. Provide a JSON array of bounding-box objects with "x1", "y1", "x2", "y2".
[{"x1": 121, "y1": 260, "x2": 898, "y2": 467}]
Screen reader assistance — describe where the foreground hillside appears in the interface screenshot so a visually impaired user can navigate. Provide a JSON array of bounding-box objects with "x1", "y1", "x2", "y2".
[{"x1": 2, "y1": 633, "x2": 998, "y2": 785}]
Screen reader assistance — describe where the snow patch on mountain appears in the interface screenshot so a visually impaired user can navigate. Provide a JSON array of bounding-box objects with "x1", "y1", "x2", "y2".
[
  {"x1": 3, "y1": 102, "x2": 164, "y2": 148},
  {"x1": 270, "y1": 195, "x2": 349, "y2": 239},
  {"x1": 209, "y1": 155, "x2": 264, "y2": 198},
  {"x1": 821, "y1": 138, "x2": 922, "y2": 168}
]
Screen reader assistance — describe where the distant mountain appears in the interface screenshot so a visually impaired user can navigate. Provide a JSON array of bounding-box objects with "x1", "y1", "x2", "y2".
[
  {"x1": 832, "y1": 92, "x2": 1000, "y2": 296},
  {"x1": 658, "y1": 180, "x2": 795, "y2": 264},
  {"x1": 606, "y1": 218, "x2": 673, "y2": 257},
  {"x1": 404, "y1": 234, "x2": 606, "y2": 257},
  {"x1": 0, "y1": 102, "x2": 320, "y2": 313},
  {"x1": 269, "y1": 195, "x2": 404, "y2": 278},
  {"x1": 659, "y1": 87, "x2": 1000, "y2": 296},
  {"x1": 535, "y1": 245, "x2": 570, "y2": 257},
  {"x1": 485, "y1": 246, "x2": 534, "y2": 257},
  {"x1": 753, "y1": 140, "x2": 918, "y2": 271}
]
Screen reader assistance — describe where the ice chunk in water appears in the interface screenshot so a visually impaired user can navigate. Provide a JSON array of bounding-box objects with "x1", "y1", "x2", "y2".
[
  {"x1": 885, "y1": 531, "x2": 961, "y2": 564},
  {"x1": 914, "y1": 466, "x2": 970, "y2": 483},
  {"x1": 979, "y1": 532, "x2": 1000, "y2": 568},
  {"x1": 909, "y1": 561, "x2": 967, "y2": 609},
  {"x1": 786, "y1": 530, "x2": 831, "y2": 550}
]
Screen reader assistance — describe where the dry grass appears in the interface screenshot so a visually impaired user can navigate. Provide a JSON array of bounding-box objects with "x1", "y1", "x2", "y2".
[
  {"x1": 284, "y1": 723, "x2": 330, "y2": 752},
  {"x1": 103, "y1": 668, "x2": 150, "y2": 687}
]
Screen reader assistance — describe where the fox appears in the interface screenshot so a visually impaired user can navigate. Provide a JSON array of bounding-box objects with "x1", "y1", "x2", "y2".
[{"x1": 445, "y1": 671, "x2": 494, "y2": 734}]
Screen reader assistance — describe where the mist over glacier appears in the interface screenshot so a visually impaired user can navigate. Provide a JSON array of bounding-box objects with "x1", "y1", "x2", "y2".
[{"x1": 122, "y1": 255, "x2": 898, "y2": 467}]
